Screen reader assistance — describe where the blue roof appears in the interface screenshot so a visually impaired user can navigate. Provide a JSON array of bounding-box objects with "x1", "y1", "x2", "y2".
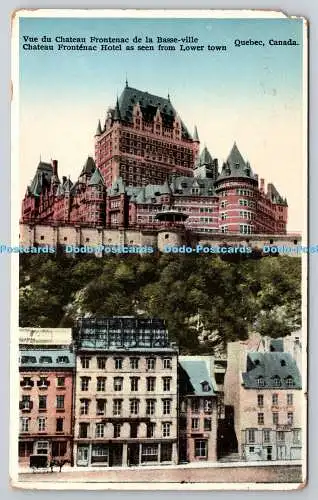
[
  {"x1": 179, "y1": 359, "x2": 216, "y2": 396},
  {"x1": 19, "y1": 348, "x2": 75, "y2": 368},
  {"x1": 242, "y1": 352, "x2": 301, "y2": 389}
]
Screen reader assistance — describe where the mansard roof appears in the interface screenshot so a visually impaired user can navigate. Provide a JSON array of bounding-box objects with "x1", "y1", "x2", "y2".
[
  {"x1": 29, "y1": 161, "x2": 53, "y2": 196},
  {"x1": 267, "y1": 183, "x2": 287, "y2": 205},
  {"x1": 117, "y1": 85, "x2": 192, "y2": 139},
  {"x1": 19, "y1": 348, "x2": 75, "y2": 369},
  {"x1": 178, "y1": 357, "x2": 216, "y2": 396},
  {"x1": 242, "y1": 352, "x2": 302, "y2": 389},
  {"x1": 108, "y1": 177, "x2": 125, "y2": 195},
  {"x1": 170, "y1": 175, "x2": 216, "y2": 197},
  {"x1": 88, "y1": 167, "x2": 105, "y2": 186},
  {"x1": 217, "y1": 143, "x2": 258, "y2": 183}
]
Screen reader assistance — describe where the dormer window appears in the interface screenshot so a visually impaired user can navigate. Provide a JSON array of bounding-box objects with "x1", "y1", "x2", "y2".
[
  {"x1": 39, "y1": 356, "x2": 52, "y2": 364},
  {"x1": 272, "y1": 376, "x2": 281, "y2": 387},
  {"x1": 254, "y1": 359, "x2": 260, "y2": 366},
  {"x1": 57, "y1": 356, "x2": 70, "y2": 364},
  {"x1": 280, "y1": 359, "x2": 286, "y2": 367},
  {"x1": 285, "y1": 376, "x2": 294, "y2": 387},
  {"x1": 21, "y1": 356, "x2": 36, "y2": 364},
  {"x1": 257, "y1": 376, "x2": 265, "y2": 387},
  {"x1": 201, "y1": 381, "x2": 210, "y2": 392},
  {"x1": 235, "y1": 163, "x2": 240, "y2": 169}
]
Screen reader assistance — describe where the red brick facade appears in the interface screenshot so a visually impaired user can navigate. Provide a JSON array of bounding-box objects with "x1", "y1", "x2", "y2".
[{"x1": 21, "y1": 85, "x2": 288, "y2": 235}]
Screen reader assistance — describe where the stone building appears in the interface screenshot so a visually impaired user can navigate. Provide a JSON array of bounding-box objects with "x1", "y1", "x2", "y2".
[
  {"x1": 224, "y1": 336, "x2": 303, "y2": 462},
  {"x1": 178, "y1": 356, "x2": 219, "y2": 463},
  {"x1": 19, "y1": 346, "x2": 75, "y2": 465},
  {"x1": 21, "y1": 84, "x2": 288, "y2": 235},
  {"x1": 73, "y1": 317, "x2": 179, "y2": 467}
]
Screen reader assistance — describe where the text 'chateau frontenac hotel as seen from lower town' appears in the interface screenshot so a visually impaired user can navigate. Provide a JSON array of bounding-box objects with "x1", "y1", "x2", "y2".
[{"x1": 20, "y1": 81, "x2": 292, "y2": 248}]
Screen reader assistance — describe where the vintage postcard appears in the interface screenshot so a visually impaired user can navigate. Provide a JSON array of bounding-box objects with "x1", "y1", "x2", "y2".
[{"x1": 10, "y1": 9, "x2": 307, "y2": 490}]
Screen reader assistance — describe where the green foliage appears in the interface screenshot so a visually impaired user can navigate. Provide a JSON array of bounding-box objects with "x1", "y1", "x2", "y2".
[{"x1": 19, "y1": 253, "x2": 302, "y2": 353}]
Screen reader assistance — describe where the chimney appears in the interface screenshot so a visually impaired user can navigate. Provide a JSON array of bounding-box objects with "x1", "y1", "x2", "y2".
[
  {"x1": 52, "y1": 159, "x2": 58, "y2": 175},
  {"x1": 62, "y1": 176, "x2": 67, "y2": 185},
  {"x1": 260, "y1": 178, "x2": 265, "y2": 193}
]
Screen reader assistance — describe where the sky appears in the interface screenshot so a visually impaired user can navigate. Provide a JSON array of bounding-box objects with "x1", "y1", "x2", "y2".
[{"x1": 17, "y1": 14, "x2": 306, "y2": 231}]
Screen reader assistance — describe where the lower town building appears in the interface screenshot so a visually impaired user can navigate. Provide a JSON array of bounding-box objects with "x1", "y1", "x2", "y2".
[
  {"x1": 178, "y1": 356, "x2": 218, "y2": 463},
  {"x1": 73, "y1": 317, "x2": 179, "y2": 467},
  {"x1": 19, "y1": 346, "x2": 75, "y2": 465},
  {"x1": 224, "y1": 336, "x2": 303, "y2": 462}
]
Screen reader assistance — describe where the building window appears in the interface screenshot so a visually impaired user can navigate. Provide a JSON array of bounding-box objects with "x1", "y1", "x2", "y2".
[
  {"x1": 293, "y1": 429, "x2": 301, "y2": 444},
  {"x1": 195, "y1": 439, "x2": 208, "y2": 458},
  {"x1": 272, "y1": 393, "x2": 278, "y2": 405},
  {"x1": 263, "y1": 430, "x2": 270, "y2": 443},
  {"x1": 114, "y1": 358, "x2": 123, "y2": 370},
  {"x1": 39, "y1": 395, "x2": 47, "y2": 410},
  {"x1": 130, "y1": 357, "x2": 139, "y2": 369},
  {"x1": 97, "y1": 357, "x2": 107, "y2": 370},
  {"x1": 285, "y1": 376, "x2": 294, "y2": 387},
  {"x1": 80, "y1": 377, "x2": 90, "y2": 391},
  {"x1": 113, "y1": 377, "x2": 123, "y2": 392},
  {"x1": 80, "y1": 399, "x2": 90, "y2": 415},
  {"x1": 272, "y1": 412, "x2": 279, "y2": 425},
  {"x1": 161, "y1": 443, "x2": 172, "y2": 462},
  {"x1": 97, "y1": 377, "x2": 106, "y2": 392},
  {"x1": 257, "y1": 376, "x2": 265, "y2": 387},
  {"x1": 80, "y1": 357, "x2": 90, "y2": 369},
  {"x1": 95, "y1": 423, "x2": 105, "y2": 438},
  {"x1": 20, "y1": 417, "x2": 29, "y2": 432},
  {"x1": 130, "y1": 377, "x2": 139, "y2": 391},
  {"x1": 162, "y1": 399, "x2": 171, "y2": 415},
  {"x1": 163, "y1": 358, "x2": 172, "y2": 369},
  {"x1": 56, "y1": 418, "x2": 64, "y2": 432},
  {"x1": 191, "y1": 398, "x2": 199, "y2": 413},
  {"x1": 57, "y1": 377, "x2": 65, "y2": 388},
  {"x1": 287, "y1": 412, "x2": 294, "y2": 425},
  {"x1": 146, "y1": 358, "x2": 156, "y2": 370},
  {"x1": 257, "y1": 394, "x2": 264, "y2": 407},
  {"x1": 277, "y1": 431, "x2": 285, "y2": 442},
  {"x1": 56, "y1": 395, "x2": 65, "y2": 410},
  {"x1": 272, "y1": 376, "x2": 281, "y2": 387},
  {"x1": 141, "y1": 444, "x2": 158, "y2": 463},
  {"x1": 113, "y1": 423, "x2": 121, "y2": 438},
  {"x1": 130, "y1": 423, "x2": 139, "y2": 438},
  {"x1": 162, "y1": 423, "x2": 171, "y2": 438},
  {"x1": 147, "y1": 422, "x2": 156, "y2": 438},
  {"x1": 192, "y1": 418, "x2": 199, "y2": 430},
  {"x1": 287, "y1": 393, "x2": 293, "y2": 405},
  {"x1": 247, "y1": 429, "x2": 256, "y2": 443},
  {"x1": 204, "y1": 418, "x2": 212, "y2": 431},
  {"x1": 19, "y1": 442, "x2": 33, "y2": 457},
  {"x1": 204, "y1": 399, "x2": 212, "y2": 413},
  {"x1": 201, "y1": 381, "x2": 210, "y2": 392},
  {"x1": 21, "y1": 395, "x2": 31, "y2": 410},
  {"x1": 258, "y1": 413, "x2": 264, "y2": 425},
  {"x1": 21, "y1": 376, "x2": 33, "y2": 388},
  {"x1": 38, "y1": 376, "x2": 49, "y2": 388},
  {"x1": 79, "y1": 423, "x2": 89, "y2": 438},
  {"x1": 38, "y1": 417, "x2": 46, "y2": 432},
  {"x1": 96, "y1": 399, "x2": 106, "y2": 416},
  {"x1": 130, "y1": 399, "x2": 140, "y2": 415},
  {"x1": 147, "y1": 377, "x2": 156, "y2": 391},
  {"x1": 146, "y1": 399, "x2": 156, "y2": 415},
  {"x1": 163, "y1": 377, "x2": 171, "y2": 392},
  {"x1": 36, "y1": 441, "x2": 49, "y2": 455},
  {"x1": 113, "y1": 399, "x2": 122, "y2": 416}
]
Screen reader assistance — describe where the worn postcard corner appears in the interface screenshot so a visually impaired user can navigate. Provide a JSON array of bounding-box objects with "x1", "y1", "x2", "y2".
[{"x1": 11, "y1": 8, "x2": 307, "y2": 490}]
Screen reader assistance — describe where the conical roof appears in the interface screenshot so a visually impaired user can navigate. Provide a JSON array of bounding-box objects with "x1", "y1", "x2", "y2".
[
  {"x1": 95, "y1": 120, "x2": 102, "y2": 136},
  {"x1": 88, "y1": 167, "x2": 105, "y2": 186},
  {"x1": 193, "y1": 125, "x2": 199, "y2": 142},
  {"x1": 81, "y1": 157, "x2": 96, "y2": 175},
  {"x1": 200, "y1": 146, "x2": 213, "y2": 165}
]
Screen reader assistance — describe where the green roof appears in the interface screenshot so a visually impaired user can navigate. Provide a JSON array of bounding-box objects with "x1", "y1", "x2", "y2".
[
  {"x1": 88, "y1": 167, "x2": 105, "y2": 186},
  {"x1": 178, "y1": 359, "x2": 216, "y2": 396},
  {"x1": 242, "y1": 352, "x2": 302, "y2": 389}
]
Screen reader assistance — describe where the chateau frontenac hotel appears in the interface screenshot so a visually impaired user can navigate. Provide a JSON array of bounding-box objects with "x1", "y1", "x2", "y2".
[{"x1": 21, "y1": 83, "x2": 289, "y2": 244}]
